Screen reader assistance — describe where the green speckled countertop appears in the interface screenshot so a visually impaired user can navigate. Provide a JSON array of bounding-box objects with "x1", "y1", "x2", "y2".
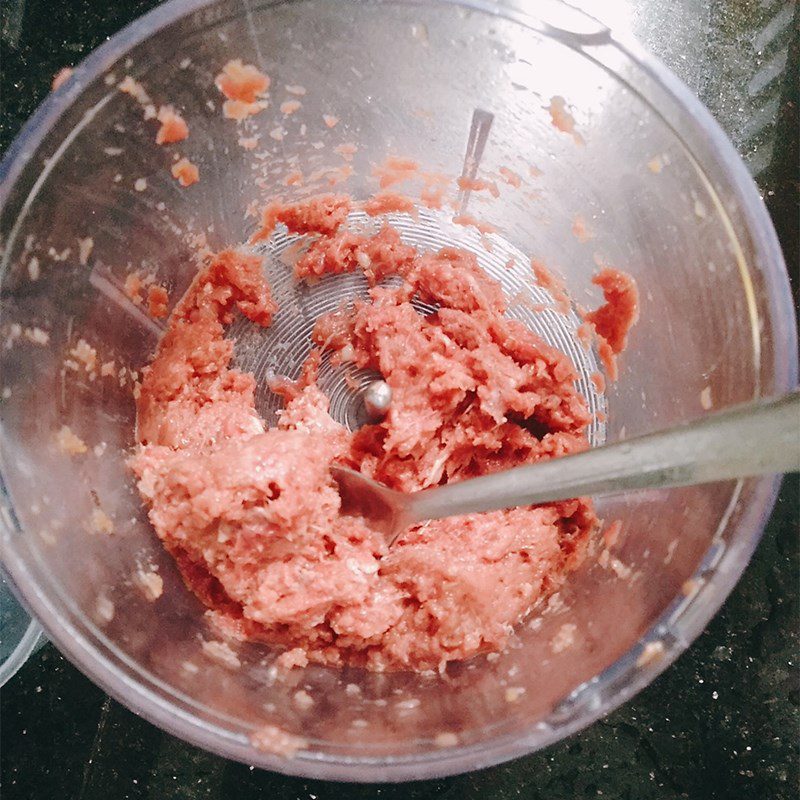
[{"x1": 1, "y1": 1, "x2": 797, "y2": 798}]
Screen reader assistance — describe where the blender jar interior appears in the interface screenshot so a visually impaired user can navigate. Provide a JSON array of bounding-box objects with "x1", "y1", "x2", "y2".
[{"x1": 0, "y1": 0, "x2": 793, "y2": 780}]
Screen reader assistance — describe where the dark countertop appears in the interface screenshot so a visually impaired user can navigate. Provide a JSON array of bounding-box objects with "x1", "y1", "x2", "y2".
[{"x1": 1, "y1": 2, "x2": 797, "y2": 798}]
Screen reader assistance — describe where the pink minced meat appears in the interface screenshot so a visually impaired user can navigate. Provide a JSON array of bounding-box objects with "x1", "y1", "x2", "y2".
[
  {"x1": 582, "y1": 268, "x2": 640, "y2": 381},
  {"x1": 131, "y1": 197, "x2": 600, "y2": 672},
  {"x1": 584, "y1": 268, "x2": 639, "y2": 355}
]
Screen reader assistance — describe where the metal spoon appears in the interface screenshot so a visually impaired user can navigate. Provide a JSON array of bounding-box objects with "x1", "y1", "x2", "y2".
[{"x1": 332, "y1": 390, "x2": 800, "y2": 546}]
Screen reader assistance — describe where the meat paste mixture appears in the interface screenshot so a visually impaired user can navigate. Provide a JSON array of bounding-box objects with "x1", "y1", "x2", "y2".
[{"x1": 131, "y1": 194, "x2": 614, "y2": 672}]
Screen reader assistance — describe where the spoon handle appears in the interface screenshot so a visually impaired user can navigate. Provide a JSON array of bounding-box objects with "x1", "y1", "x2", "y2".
[{"x1": 407, "y1": 391, "x2": 800, "y2": 523}]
